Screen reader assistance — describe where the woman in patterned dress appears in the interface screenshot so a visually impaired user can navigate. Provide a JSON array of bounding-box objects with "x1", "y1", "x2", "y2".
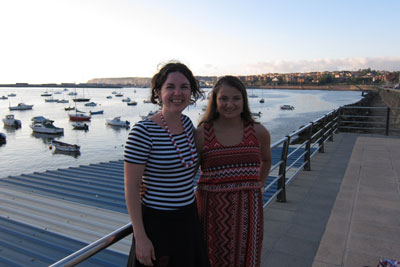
[
  {"x1": 195, "y1": 76, "x2": 272, "y2": 267},
  {"x1": 124, "y1": 62, "x2": 209, "y2": 267}
]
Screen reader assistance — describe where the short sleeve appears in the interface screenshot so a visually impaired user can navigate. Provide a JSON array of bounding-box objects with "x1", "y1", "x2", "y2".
[{"x1": 124, "y1": 122, "x2": 152, "y2": 164}]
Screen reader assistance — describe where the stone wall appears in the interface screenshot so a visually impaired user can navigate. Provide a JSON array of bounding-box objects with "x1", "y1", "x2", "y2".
[{"x1": 378, "y1": 88, "x2": 400, "y2": 125}]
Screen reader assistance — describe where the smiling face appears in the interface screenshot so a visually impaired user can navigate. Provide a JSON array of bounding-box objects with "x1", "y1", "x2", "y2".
[
  {"x1": 216, "y1": 84, "x2": 243, "y2": 120},
  {"x1": 158, "y1": 71, "x2": 191, "y2": 114}
]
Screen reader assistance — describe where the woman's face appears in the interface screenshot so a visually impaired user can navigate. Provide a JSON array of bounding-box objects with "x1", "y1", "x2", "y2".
[
  {"x1": 215, "y1": 84, "x2": 243, "y2": 120},
  {"x1": 158, "y1": 72, "x2": 191, "y2": 114}
]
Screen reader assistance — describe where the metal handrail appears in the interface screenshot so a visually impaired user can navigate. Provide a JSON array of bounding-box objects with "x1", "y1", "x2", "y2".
[{"x1": 51, "y1": 104, "x2": 398, "y2": 266}]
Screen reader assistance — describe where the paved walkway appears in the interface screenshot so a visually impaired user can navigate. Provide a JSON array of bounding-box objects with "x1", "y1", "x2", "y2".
[{"x1": 261, "y1": 133, "x2": 400, "y2": 267}]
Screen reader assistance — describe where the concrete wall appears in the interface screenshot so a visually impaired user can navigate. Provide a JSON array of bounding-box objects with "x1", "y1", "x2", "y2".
[{"x1": 378, "y1": 88, "x2": 400, "y2": 125}]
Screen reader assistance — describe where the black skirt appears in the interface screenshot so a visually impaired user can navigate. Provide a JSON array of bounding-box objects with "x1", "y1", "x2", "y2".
[{"x1": 127, "y1": 202, "x2": 209, "y2": 267}]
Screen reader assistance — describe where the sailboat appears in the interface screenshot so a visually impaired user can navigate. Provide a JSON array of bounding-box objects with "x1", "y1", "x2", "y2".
[
  {"x1": 248, "y1": 88, "x2": 258, "y2": 98},
  {"x1": 259, "y1": 89, "x2": 265, "y2": 103},
  {"x1": 72, "y1": 88, "x2": 90, "y2": 102}
]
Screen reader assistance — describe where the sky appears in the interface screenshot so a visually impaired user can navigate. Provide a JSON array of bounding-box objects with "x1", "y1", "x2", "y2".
[{"x1": 0, "y1": 0, "x2": 399, "y2": 84}]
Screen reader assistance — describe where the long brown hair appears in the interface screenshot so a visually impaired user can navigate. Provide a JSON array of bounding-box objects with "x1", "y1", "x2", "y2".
[{"x1": 199, "y1": 75, "x2": 257, "y2": 126}]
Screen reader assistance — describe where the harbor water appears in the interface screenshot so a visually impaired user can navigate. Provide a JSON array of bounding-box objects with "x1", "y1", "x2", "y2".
[{"x1": 0, "y1": 87, "x2": 362, "y2": 177}]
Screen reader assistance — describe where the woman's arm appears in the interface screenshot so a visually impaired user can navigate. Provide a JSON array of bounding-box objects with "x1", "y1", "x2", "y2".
[
  {"x1": 255, "y1": 124, "x2": 272, "y2": 187},
  {"x1": 193, "y1": 125, "x2": 205, "y2": 173},
  {"x1": 124, "y1": 162, "x2": 155, "y2": 266}
]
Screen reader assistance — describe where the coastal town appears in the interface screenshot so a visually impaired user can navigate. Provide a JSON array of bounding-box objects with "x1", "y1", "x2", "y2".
[{"x1": 1, "y1": 69, "x2": 399, "y2": 90}]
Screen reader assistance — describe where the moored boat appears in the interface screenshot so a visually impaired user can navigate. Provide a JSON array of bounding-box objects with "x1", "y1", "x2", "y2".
[
  {"x1": 106, "y1": 117, "x2": 130, "y2": 127},
  {"x1": 251, "y1": 111, "x2": 262, "y2": 117},
  {"x1": 0, "y1": 96, "x2": 8, "y2": 100},
  {"x1": 280, "y1": 105, "x2": 295, "y2": 110},
  {"x1": 69, "y1": 113, "x2": 91, "y2": 121},
  {"x1": 0, "y1": 132, "x2": 6, "y2": 145},
  {"x1": 51, "y1": 140, "x2": 80, "y2": 152},
  {"x1": 9, "y1": 103, "x2": 34, "y2": 110},
  {"x1": 122, "y1": 97, "x2": 131, "y2": 102},
  {"x1": 64, "y1": 106, "x2": 75, "y2": 111},
  {"x1": 2, "y1": 114, "x2": 22, "y2": 128},
  {"x1": 73, "y1": 97, "x2": 90, "y2": 102},
  {"x1": 140, "y1": 110, "x2": 158, "y2": 120},
  {"x1": 72, "y1": 122, "x2": 89, "y2": 130},
  {"x1": 89, "y1": 110, "x2": 104, "y2": 115},
  {"x1": 84, "y1": 102, "x2": 97, "y2": 106},
  {"x1": 127, "y1": 101, "x2": 137, "y2": 106},
  {"x1": 30, "y1": 119, "x2": 64, "y2": 134},
  {"x1": 31, "y1": 116, "x2": 48, "y2": 123}
]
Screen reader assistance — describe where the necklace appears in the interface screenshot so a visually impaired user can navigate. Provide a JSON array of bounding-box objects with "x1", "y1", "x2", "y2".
[{"x1": 159, "y1": 112, "x2": 195, "y2": 168}]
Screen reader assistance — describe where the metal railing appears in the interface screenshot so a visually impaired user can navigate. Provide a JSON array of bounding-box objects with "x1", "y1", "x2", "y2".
[
  {"x1": 51, "y1": 104, "x2": 399, "y2": 266},
  {"x1": 338, "y1": 106, "x2": 400, "y2": 135}
]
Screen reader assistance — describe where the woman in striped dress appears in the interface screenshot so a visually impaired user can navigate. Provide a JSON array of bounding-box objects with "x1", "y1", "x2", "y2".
[
  {"x1": 124, "y1": 62, "x2": 209, "y2": 267},
  {"x1": 195, "y1": 76, "x2": 272, "y2": 267}
]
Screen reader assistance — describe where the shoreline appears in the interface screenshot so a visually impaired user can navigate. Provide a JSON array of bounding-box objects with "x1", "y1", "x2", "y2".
[
  {"x1": 0, "y1": 84, "x2": 380, "y2": 91},
  {"x1": 249, "y1": 84, "x2": 380, "y2": 91}
]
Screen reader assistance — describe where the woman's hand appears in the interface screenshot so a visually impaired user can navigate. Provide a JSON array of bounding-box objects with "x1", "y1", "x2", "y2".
[
  {"x1": 135, "y1": 235, "x2": 156, "y2": 266},
  {"x1": 139, "y1": 183, "x2": 147, "y2": 198}
]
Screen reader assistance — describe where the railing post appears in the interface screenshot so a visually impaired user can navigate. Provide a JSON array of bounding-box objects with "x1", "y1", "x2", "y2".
[
  {"x1": 334, "y1": 109, "x2": 340, "y2": 134},
  {"x1": 386, "y1": 107, "x2": 390, "y2": 136},
  {"x1": 318, "y1": 115, "x2": 327, "y2": 153},
  {"x1": 277, "y1": 136, "x2": 290, "y2": 202},
  {"x1": 304, "y1": 122, "x2": 313, "y2": 171},
  {"x1": 328, "y1": 113, "x2": 334, "y2": 141}
]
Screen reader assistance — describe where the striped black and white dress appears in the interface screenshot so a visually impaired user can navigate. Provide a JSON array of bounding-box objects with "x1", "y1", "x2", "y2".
[{"x1": 124, "y1": 114, "x2": 198, "y2": 210}]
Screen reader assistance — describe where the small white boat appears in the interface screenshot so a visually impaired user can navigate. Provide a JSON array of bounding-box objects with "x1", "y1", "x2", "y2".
[
  {"x1": 251, "y1": 111, "x2": 262, "y2": 117},
  {"x1": 106, "y1": 117, "x2": 130, "y2": 127},
  {"x1": 8, "y1": 93, "x2": 16, "y2": 97},
  {"x1": 280, "y1": 105, "x2": 295, "y2": 110},
  {"x1": 0, "y1": 96, "x2": 8, "y2": 100},
  {"x1": 115, "y1": 93, "x2": 123, "y2": 97},
  {"x1": 51, "y1": 140, "x2": 80, "y2": 152},
  {"x1": 122, "y1": 97, "x2": 131, "y2": 102},
  {"x1": 68, "y1": 91, "x2": 78, "y2": 96},
  {"x1": 9, "y1": 103, "x2": 34, "y2": 110},
  {"x1": 30, "y1": 119, "x2": 64, "y2": 134},
  {"x1": 57, "y1": 99, "x2": 69, "y2": 103},
  {"x1": 3, "y1": 114, "x2": 22, "y2": 128},
  {"x1": 72, "y1": 122, "x2": 89, "y2": 130},
  {"x1": 140, "y1": 110, "x2": 158, "y2": 120},
  {"x1": 31, "y1": 116, "x2": 48, "y2": 123},
  {"x1": 259, "y1": 98, "x2": 265, "y2": 103},
  {"x1": 106, "y1": 96, "x2": 112, "y2": 99},
  {"x1": 84, "y1": 102, "x2": 97, "y2": 106},
  {"x1": 143, "y1": 100, "x2": 151, "y2": 103}
]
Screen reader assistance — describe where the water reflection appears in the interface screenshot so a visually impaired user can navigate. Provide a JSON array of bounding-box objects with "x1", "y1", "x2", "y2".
[
  {"x1": 3, "y1": 125, "x2": 22, "y2": 133},
  {"x1": 31, "y1": 132, "x2": 64, "y2": 144},
  {"x1": 53, "y1": 149, "x2": 81, "y2": 158}
]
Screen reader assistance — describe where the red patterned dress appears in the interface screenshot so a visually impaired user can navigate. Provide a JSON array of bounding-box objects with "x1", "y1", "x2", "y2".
[{"x1": 196, "y1": 122, "x2": 263, "y2": 267}]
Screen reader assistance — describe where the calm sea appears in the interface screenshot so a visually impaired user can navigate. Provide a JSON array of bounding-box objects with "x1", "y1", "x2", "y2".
[{"x1": 0, "y1": 87, "x2": 362, "y2": 177}]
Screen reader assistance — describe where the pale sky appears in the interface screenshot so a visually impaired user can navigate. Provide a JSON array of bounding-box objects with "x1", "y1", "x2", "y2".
[{"x1": 1, "y1": 0, "x2": 399, "y2": 83}]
